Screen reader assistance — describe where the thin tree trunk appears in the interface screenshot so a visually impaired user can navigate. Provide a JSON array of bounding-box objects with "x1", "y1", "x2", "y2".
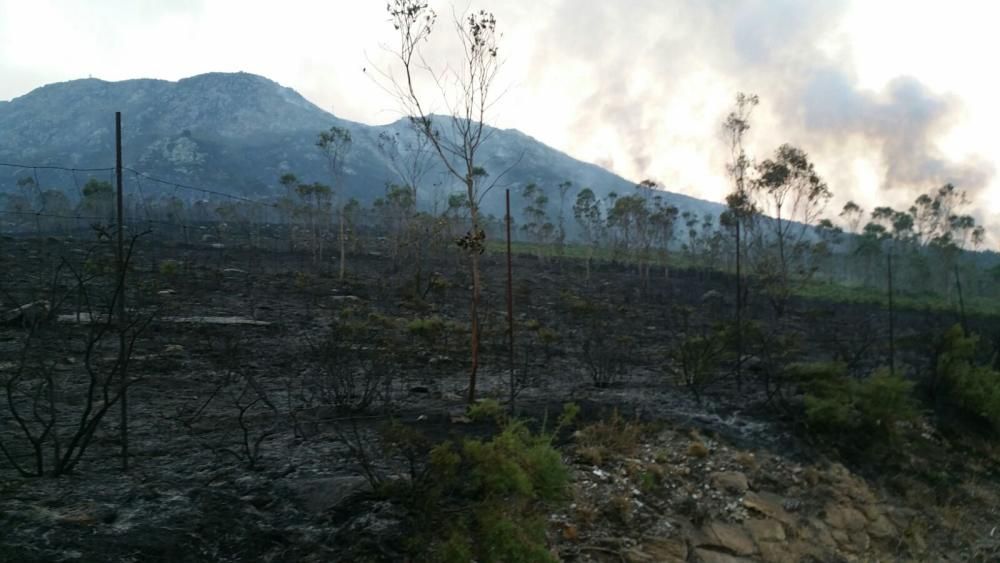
[
  {"x1": 339, "y1": 206, "x2": 346, "y2": 282},
  {"x1": 469, "y1": 246, "x2": 481, "y2": 403},
  {"x1": 467, "y1": 195, "x2": 482, "y2": 404},
  {"x1": 954, "y1": 264, "x2": 967, "y2": 334},
  {"x1": 735, "y1": 221, "x2": 743, "y2": 391},
  {"x1": 888, "y1": 251, "x2": 895, "y2": 376}
]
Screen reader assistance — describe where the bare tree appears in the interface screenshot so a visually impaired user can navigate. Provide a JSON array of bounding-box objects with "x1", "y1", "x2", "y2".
[
  {"x1": 317, "y1": 127, "x2": 353, "y2": 280},
  {"x1": 723, "y1": 92, "x2": 759, "y2": 390},
  {"x1": 0, "y1": 237, "x2": 152, "y2": 477},
  {"x1": 295, "y1": 181, "x2": 333, "y2": 267},
  {"x1": 556, "y1": 180, "x2": 573, "y2": 264},
  {"x1": 278, "y1": 173, "x2": 299, "y2": 253},
  {"x1": 380, "y1": 0, "x2": 504, "y2": 402},
  {"x1": 573, "y1": 188, "x2": 604, "y2": 281},
  {"x1": 376, "y1": 128, "x2": 435, "y2": 280},
  {"x1": 377, "y1": 127, "x2": 434, "y2": 206}
]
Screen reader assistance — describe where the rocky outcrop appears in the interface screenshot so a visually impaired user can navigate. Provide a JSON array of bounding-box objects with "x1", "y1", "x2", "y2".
[{"x1": 555, "y1": 425, "x2": 987, "y2": 562}]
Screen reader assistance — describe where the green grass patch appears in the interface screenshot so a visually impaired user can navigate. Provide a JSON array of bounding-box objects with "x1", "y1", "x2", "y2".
[{"x1": 489, "y1": 239, "x2": 1000, "y2": 317}]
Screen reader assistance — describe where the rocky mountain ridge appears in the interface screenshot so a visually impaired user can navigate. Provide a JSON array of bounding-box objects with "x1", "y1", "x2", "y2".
[{"x1": 0, "y1": 72, "x2": 723, "y2": 219}]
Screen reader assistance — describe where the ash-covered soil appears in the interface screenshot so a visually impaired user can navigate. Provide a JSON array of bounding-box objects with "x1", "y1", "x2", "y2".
[{"x1": 2, "y1": 234, "x2": 999, "y2": 562}]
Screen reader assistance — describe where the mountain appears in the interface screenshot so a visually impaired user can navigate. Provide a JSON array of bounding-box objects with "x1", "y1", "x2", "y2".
[{"x1": 0, "y1": 72, "x2": 724, "y2": 219}]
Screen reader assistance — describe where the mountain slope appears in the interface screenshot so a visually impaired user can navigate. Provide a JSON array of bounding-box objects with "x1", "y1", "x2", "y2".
[{"x1": 0, "y1": 72, "x2": 724, "y2": 219}]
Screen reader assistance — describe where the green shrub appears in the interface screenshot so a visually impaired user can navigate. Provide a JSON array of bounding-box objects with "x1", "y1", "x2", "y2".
[
  {"x1": 793, "y1": 362, "x2": 918, "y2": 443},
  {"x1": 665, "y1": 324, "x2": 728, "y2": 402},
  {"x1": 856, "y1": 367, "x2": 920, "y2": 436},
  {"x1": 936, "y1": 324, "x2": 1000, "y2": 432},
  {"x1": 158, "y1": 259, "x2": 181, "y2": 276},
  {"x1": 575, "y1": 408, "x2": 644, "y2": 459},
  {"x1": 392, "y1": 403, "x2": 578, "y2": 562},
  {"x1": 537, "y1": 327, "x2": 559, "y2": 345},
  {"x1": 407, "y1": 315, "x2": 446, "y2": 341}
]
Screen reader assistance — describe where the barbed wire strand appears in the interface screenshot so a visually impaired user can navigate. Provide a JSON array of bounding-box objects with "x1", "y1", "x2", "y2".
[{"x1": 0, "y1": 162, "x2": 115, "y2": 173}]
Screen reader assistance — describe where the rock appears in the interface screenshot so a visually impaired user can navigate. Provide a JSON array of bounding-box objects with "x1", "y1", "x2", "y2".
[
  {"x1": 885, "y1": 506, "x2": 918, "y2": 529},
  {"x1": 164, "y1": 316, "x2": 270, "y2": 326},
  {"x1": 840, "y1": 531, "x2": 871, "y2": 554},
  {"x1": 625, "y1": 547, "x2": 656, "y2": 563},
  {"x1": 642, "y1": 538, "x2": 688, "y2": 562},
  {"x1": 56, "y1": 504, "x2": 117, "y2": 526},
  {"x1": 335, "y1": 499, "x2": 406, "y2": 551},
  {"x1": 746, "y1": 518, "x2": 785, "y2": 543},
  {"x1": 698, "y1": 521, "x2": 756, "y2": 556},
  {"x1": 758, "y1": 540, "x2": 812, "y2": 563},
  {"x1": 868, "y1": 514, "x2": 896, "y2": 539},
  {"x1": 831, "y1": 529, "x2": 850, "y2": 546},
  {"x1": 693, "y1": 548, "x2": 755, "y2": 563},
  {"x1": 710, "y1": 471, "x2": 749, "y2": 493},
  {"x1": 824, "y1": 504, "x2": 868, "y2": 532},
  {"x1": 286, "y1": 476, "x2": 369, "y2": 513},
  {"x1": 701, "y1": 290, "x2": 723, "y2": 303},
  {"x1": 742, "y1": 491, "x2": 796, "y2": 526},
  {"x1": 241, "y1": 494, "x2": 273, "y2": 509},
  {"x1": 782, "y1": 498, "x2": 802, "y2": 512},
  {"x1": 860, "y1": 503, "x2": 882, "y2": 521},
  {"x1": 805, "y1": 518, "x2": 838, "y2": 550},
  {"x1": 2, "y1": 300, "x2": 50, "y2": 327}
]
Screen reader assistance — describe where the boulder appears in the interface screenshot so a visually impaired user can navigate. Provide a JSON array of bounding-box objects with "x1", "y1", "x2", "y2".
[
  {"x1": 286, "y1": 475, "x2": 369, "y2": 513},
  {"x1": 742, "y1": 491, "x2": 796, "y2": 526},
  {"x1": 758, "y1": 540, "x2": 813, "y2": 563},
  {"x1": 746, "y1": 518, "x2": 786, "y2": 543},
  {"x1": 824, "y1": 504, "x2": 868, "y2": 532},
  {"x1": 644, "y1": 538, "x2": 688, "y2": 562},
  {"x1": 693, "y1": 548, "x2": 755, "y2": 563},
  {"x1": 698, "y1": 521, "x2": 756, "y2": 556},
  {"x1": 710, "y1": 471, "x2": 749, "y2": 494},
  {"x1": 1, "y1": 300, "x2": 50, "y2": 327},
  {"x1": 627, "y1": 538, "x2": 691, "y2": 563},
  {"x1": 804, "y1": 517, "x2": 838, "y2": 550},
  {"x1": 868, "y1": 513, "x2": 896, "y2": 538},
  {"x1": 700, "y1": 290, "x2": 723, "y2": 304}
]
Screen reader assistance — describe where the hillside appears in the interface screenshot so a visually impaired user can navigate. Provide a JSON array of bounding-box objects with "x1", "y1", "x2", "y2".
[{"x1": 0, "y1": 72, "x2": 723, "y2": 219}]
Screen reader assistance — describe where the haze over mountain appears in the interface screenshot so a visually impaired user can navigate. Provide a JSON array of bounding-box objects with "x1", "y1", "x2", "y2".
[{"x1": 0, "y1": 72, "x2": 722, "y2": 220}]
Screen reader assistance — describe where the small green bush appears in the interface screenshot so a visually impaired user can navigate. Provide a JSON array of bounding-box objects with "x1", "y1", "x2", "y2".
[
  {"x1": 793, "y1": 362, "x2": 918, "y2": 443},
  {"x1": 391, "y1": 403, "x2": 578, "y2": 562},
  {"x1": 407, "y1": 315, "x2": 446, "y2": 341},
  {"x1": 158, "y1": 259, "x2": 181, "y2": 276},
  {"x1": 936, "y1": 324, "x2": 1000, "y2": 433},
  {"x1": 856, "y1": 367, "x2": 920, "y2": 435},
  {"x1": 575, "y1": 408, "x2": 644, "y2": 459}
]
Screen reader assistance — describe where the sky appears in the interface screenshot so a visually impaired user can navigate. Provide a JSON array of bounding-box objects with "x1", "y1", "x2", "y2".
[{"x1": 1, "y1": 0, "x2": 999, "y2": 246}]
